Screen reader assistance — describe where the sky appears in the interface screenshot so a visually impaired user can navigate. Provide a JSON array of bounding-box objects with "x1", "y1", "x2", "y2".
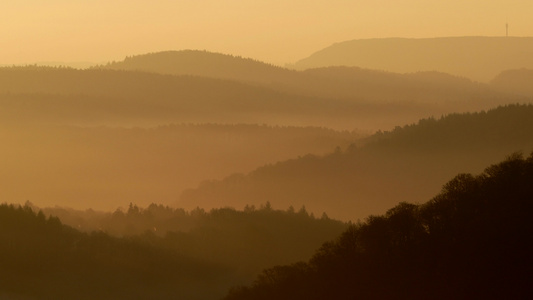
[{"x1": 1, "y1": 0, "x2": 532, "y2": 66}]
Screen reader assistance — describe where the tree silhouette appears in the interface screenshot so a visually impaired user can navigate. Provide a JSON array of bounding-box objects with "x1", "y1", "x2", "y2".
[{"x1": 224, "y1": 152, "x2": 533, "y2": 300}]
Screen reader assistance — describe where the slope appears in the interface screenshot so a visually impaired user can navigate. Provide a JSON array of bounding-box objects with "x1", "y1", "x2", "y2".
[
  {"x1": 224, "y1": 153, "x2": 533, "y2": 299},
  {"x1": 102, "y1": 50, "x2": 503, "y2": 103},
  {"x1": 3, "y1": 61, "x2": 526, "y2": 132},
  {"x1": 0, "y1": 203, "x2": 229, "y2": 300},
  {"x1": 291, "y1": 37, "x2": 533, "y2": 82},
  {"x1": 102, "y1": 50, "x2": 296, "y2": 86},
  {"x1": 98, "y1": 51, "x2": 527, "y2": 131},
  {"x1": 0, "y1": 66, "x2": 333, "y2": 127},
  {"x1": 0, "y1": 202, "x2": 346, "y2": 300},
  {"x1": 180, "y1": 104, "x2": 533, "y2": 221},
  {"x1": 490, "y1": 68, "x2": 533, "y2": 97}
]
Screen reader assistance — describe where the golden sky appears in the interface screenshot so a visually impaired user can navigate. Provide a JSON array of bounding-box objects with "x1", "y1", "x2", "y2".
[{"x1": 1, "y1": 0, "x2": 532, "y2": 65}]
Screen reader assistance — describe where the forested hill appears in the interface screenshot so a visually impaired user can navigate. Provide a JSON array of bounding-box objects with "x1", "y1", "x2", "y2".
[
  {"x1": 490, "y1": 68, "x2": 533, "y2": 97},
  {"x1": 0, "y1": 203, "x2": 228, "y2": 299},
  {"x1": 0, "y1": 66, "x2": 337, "y2": 128},
  {"x1": 180, "y1": 104, "x2": 533, "y2": 221},
  {"x1": 0, "y1": 203, "x2": 346, "y2": 300},
  {"x1": 1, "y1": 65, "x2": 519, "y2": 131},
  {"x1": 101, "y1": 50, "x2": 488, "y2": 98},
  {"x1": 101, "y1": 50, "x2": 504, "y2": 104},
  {"x1": 224, "y1": 153, "x2": 533, "y2": 299},
  {"x1": 291, "y1": 37, "x2": 533, "y2": 82},
  {"x1": 101, "y1": 50, "x2": 296, "y2": 85}
]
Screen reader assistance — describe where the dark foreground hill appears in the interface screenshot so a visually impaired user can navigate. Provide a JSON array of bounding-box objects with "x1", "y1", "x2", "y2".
[
  {"x1": 180, "y1": 104, "x2": 533, "y2": 221},
  {"x1": 0, "y1": 204, "x2": 227, "y2": 300},
  {"x1": 224, "y1": 153, "x2": 533, "y2": 300},
  {"x1": 291, "y1": 37, "x2": 533, "y2": 82},
  {"x1": 0, "y1": 203, "x2": 346, "y2": 300}
]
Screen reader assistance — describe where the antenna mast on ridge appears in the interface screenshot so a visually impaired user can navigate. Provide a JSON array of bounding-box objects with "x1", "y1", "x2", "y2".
[{"x1": 506, "y1": 23, "x2": 509, "y2": 37}]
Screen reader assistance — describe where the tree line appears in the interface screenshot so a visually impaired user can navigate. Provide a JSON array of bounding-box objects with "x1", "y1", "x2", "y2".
[
  {"x1": 224, "y1": 152, "x2": 533, "y2": 299},
  {"x1": 1, "y1": 202, "x2": 346, "y2": 300}
]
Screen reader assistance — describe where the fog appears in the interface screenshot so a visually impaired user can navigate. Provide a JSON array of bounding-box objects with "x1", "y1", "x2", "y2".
[{"x1": 2, "y1": 2, "x2": 533, "y2": 299}]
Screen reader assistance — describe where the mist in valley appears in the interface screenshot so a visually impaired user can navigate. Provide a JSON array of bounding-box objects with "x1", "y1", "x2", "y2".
[{"x1": 2, "y1": 1, "x2": 533, "y2": 299}]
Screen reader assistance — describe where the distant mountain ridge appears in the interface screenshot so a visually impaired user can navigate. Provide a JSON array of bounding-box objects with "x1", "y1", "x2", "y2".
[
  {"x1": 96, "y1": 50, "x2": 531, "y2": 131},
  {"x1": 102, "y1": 50, "x2": 295, "y2": 85},
  {"x1": 490, "y1": 68, "x2": 533, "y2": 97},
  {"x1": 2, "y1": 65, "x2": 520, "y2": 131},
  {"x1": 102, "y1": 50, "x2": 496, "y2": 102},
  {"x1": 291, "y1": 37, "x2": 533, "y2": 82}
]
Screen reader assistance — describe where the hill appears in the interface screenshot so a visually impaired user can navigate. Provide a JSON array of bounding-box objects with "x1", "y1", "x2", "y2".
[
  {"x1": 0, "y1": 66, "x2": 329, "y2": 127},
  {"x1": 102, "y1": 50, "x2": 505, "y2": 103},
  {"x1": 101, "y1": 50, "x2": 296, "y2": 86},
  {"x1": 0, "y1": 202, "x2": 346, "y2": 300},
  {"x1": 0, "y1": 65, "x2": 529, "y2": 210},
  {"x1": 0, "y1": 66, "x2": 452, "y2": 131},
  {"x1": 0, "y1": 203, "x2": 228, "y2": 299},
  {"x1": 291, "y1": 37, "x2": 533, "y2": 82},
  {"x1": 180, "y1": 104, "x2": 533, "y2": 221},
  {"x1": 490, "y1": 68, "x2": 533, "y2": 97},
  {"x1": 102, "y1": 50, "x2": 491, "y2": 101},
  {"x1": 224, "y1": 153, "x2": 533, "y2": 299},
  {"x1": 98, "y1": 52, "x2": 528, "y2": 131}
]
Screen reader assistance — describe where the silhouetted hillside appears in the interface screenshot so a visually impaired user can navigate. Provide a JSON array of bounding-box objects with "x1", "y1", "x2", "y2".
[
  {"x1": 225, "y1": 153, "x2": 533, "y2": 299},
  {"x1": 0, "y1": 203, "x2": 229, "y2": 300},
  {"x1": 0, "y1": 65, "x2": 523, "y2": 131},
  {"x1": 180, "y1": 104, "x2": 533, "y2": 221},
  {"x1": 102, "y1": 50, "x2": 511, "y2": 105},
  {"x1": 291, "y1": 37, "x2": 533, "y2": 82},
  {"x1": 0, "y1": 66, "x2": 327, "y2": 127},
  {"x1": 490, "y1": 68, "x2": 533, "y2": 97},
  {"x1": 102, "y1": 50, "x2": 296, "y2": 85},
  {"x1": 296, "y1": 67, "x2": 492, "y2": 102},
  {"x1": 1, "y1": 65, "x2": 530, "y2": 212},
  {"x1": 0, "y1": 202, "x2": 346, "y2": 299},
  {"x1": 41, "y1": 203, "x2": 346, "y2": 278},
  {"x1": 102, "y1": 50, "x2": 497, "y2": 103}
]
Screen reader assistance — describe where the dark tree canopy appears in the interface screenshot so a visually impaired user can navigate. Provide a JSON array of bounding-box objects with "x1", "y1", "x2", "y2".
[
  {"x1": 0, "y1": 202, "x2": 346, "y2": 300},
  {"x1": 224, "y1": 152, "x2": 533, "y2": 300}
]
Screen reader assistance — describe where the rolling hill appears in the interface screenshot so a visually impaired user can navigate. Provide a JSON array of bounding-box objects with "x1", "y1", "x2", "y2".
[
  {"x1": 102, "y1": 50, "x2": 503, "y2": 103},
  {"x1": 102, "y1": 50, "x2": 296, "y2": 86},
  {"x1": 490, "y1": 68, "x2": 533, "y2": 97},
  {"x1": 179, "y1": 104, "x2": 533, "y2": 221},
  {"x1": 290, "y1": 37, "x2": 533, "y2": 82},
  {"x1": 1, "y1": 60, "x2": 530, "y2": 211},
  {"x1": 98, "y1": 51, "x2": 530, "y2": 131},
  {"x1": 0, "y1": 202, "x2": 346, "y2": 300},
  {"x1": 224, "y1": 153, "x2": 533, "y2": 299},
  {"x1": 0, "y1": 66, "x2": 326, "y2": 127},
  {"x1": 1, "y1": 64, "x2": 521, "y2": 132}
]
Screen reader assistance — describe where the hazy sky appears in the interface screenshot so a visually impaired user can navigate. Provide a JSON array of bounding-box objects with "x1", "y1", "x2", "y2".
[{"x1": 2, "y1": 0, "x2": 532, "y2": 65}]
